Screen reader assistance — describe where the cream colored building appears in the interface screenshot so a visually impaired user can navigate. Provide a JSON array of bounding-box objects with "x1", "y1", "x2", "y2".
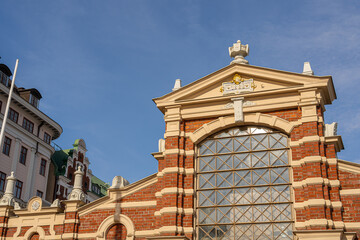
[{"x1": 0, "y1": 63, "x2": 62, "y2": 205}]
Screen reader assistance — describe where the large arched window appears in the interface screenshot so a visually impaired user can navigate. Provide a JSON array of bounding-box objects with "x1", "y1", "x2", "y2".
[{"x1": 196, "y1": 126, "x2": 293, "y2": 240}]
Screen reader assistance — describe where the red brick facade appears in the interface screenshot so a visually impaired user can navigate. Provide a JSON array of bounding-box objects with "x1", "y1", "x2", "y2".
[{"x1": 0, "y1": 62, "x2": 359, "y2": 240}]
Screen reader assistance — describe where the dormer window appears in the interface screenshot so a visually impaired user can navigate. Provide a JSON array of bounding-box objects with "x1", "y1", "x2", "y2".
[
  {"x1": 0, "y1": 72, "x2": 9, "y2": 87},
  {"x1": 18, "y1": 88, "x2": 42, "y2": 109},
  {"x1": 29, "y1": 94, "x2": 39, "y2": 108}
]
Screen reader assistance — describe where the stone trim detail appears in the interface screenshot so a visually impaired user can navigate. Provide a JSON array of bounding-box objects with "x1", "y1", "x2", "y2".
[
  {"x1": 291, "y1": 156, "x2": 331, "y2": 167},
  {"x1": 344, "y1": 222, "x2": 360, "y2": 229},
  {"x1": 157, "y1": 167, "x2": 195, "y2": 177},
  {"x1": 154, "y1": 207, "x2": 194, "y2": 216},
  {"x1": 163, "y1": 149, "x2": 195, "y2": 156},
  {"x1": 155, "y1": 188, "x2": 194, "y2": 197},
  {"x1": 96, "y1": 214, "x2": 135, "y2": 240},
  {"x1": 295, "y1": 219, "x2": 337, "y2": 228},
  {"x1": 338, "y1": 160, "x2": 360, "y2": 174},
  {"x1": 293, "y1": 199, "x2": 342, "y2": 209},
  {"x1": 289, "y1": 135, "x2": 324, "y2": 147},
  {"x1": 340, "y1": 189, "x2": 360, "y2": 196},
  {"x1": 189, "y1": 114, "x2": 297, "y2": 144},
  {"x1": 292, "y1": 177, "x2": 340, "y2": 188},
  {"x1": 120, "y1": 201, "x2": 157, "y2": 208}
]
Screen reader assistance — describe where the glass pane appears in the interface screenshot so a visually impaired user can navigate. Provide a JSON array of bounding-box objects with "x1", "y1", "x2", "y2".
[
  {"x1": 234, "y1": 188, "x2": 252, "y2": 204},
  {"x1": 199, "y1": 173, "x2": 216, "y2": 188},
  {"x1": 216, "y1": 189, "x2": 233, "y2": 205},
  {"x1": 234, "y1": 153, "x2": 251, "y2": 169},
  {"x1": 252, "y1": 152, "x2": 269, "y2": 168},
  {"x1": 253, "y1": 186, "x2": 271, "y2": 203},
  {"x1": 235, "y1": 224, "x2": 252, "y2": 240},
  {"x1": 216, "y1": 172, "x2": 232, "y2": 188},
  {"x1": 234, "y1": 136, "x2": 251, "y2": 152},
  {"x1": 217, "y1": 155, "x2": 232, "y2": 171},
  {"x1": 199, "y1": 156, "x2": 216, "y2": 172},
  {"x1": 253, "y1": 169, "x2": 270, "y2": 185},
  {"x1": 200, "y1": 140, "x2": 216, "y2": 155},
  {"x1": 234, "y1": 170, "x2": 251, "y2": 186},
  {"x1": 217, "y1": 225, "x2": 233, "y2": 240},
  {"x1": 252, "y1": 134, "x2": 268, "y2": 150},
  {"x1": 217, "y1": 138, "x2": 233, "y2": 154},
  {"x1": 270, "y1": 168, "x2": 289, "y2": 184},
  {"x1": 234, "y1": 205, "x2": 252, "y2": 222},
  {"x1": 217, "y1": 207, "x2": 232, "y2": 223},
  {"x1": 199, "y1": 190, "x2": 216, "y2": 206},
  {"x1": 199, "y1": 226, "x2": 216, "y2": 239},
  {"x1": 199, "y1": 208, "x2": 216, "y2": 224}
]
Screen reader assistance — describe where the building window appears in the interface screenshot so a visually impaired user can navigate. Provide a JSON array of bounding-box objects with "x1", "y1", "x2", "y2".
[
  {"x1": 0, "y1": 100, "x2": 2, "y2": 112},
  {"x1": 92, "y1": 184, "x2": 101, "y2": 195},
  {"x1": 0, "y1": 171, "x2": 6, "y2": 191},
  {"x1": 196, "y1": 126, "x2": 293, "y2": 240},
  {"x1": 19, "y1": 146, "x2": 28, "y2": 165},
  {"x1": 44, "y1": 132, "x2": 51, "y2": 144},
  {"x1": 0, "y1": 72, "x2": 9, "y2": 86},
  {"x1": 36, "y1": 190, "x2": 43, "y2": 198},
  {"x1": 22, "y1": 117, "x2": 34, "y2": 133},
  {"x1": 8, "y1": 108, "x2": 19, "y2": 123},
  {"x1": 29, "y1": 94, "x2": 39, "y2": 108},
  {"x1": 2, "y1": 137, "x2": 11, "y2": 156},
  {"x1": 39, "y1": 159, "x2": 47, "y2": 176},
  {"x1": 15, "y1": 180, "x2": 22, "y2": 199}
]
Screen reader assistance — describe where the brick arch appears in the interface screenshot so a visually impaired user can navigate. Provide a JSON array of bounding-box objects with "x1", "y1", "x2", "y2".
[
  {"x1": 106, "y1": 223, "x2": 127, "y2": 240},
  {"x1": 29, "y1": 233, "x2": 40, "y2": 240},
  {"x1": 189, "y1": 113, "x2": 297, "y2": 144},
  {"x1": 96, "y1": 214, "x2": 135, "y2": 240},
  {"x1": 23, "y1": 226, "x2": 45, "y2": 240}
]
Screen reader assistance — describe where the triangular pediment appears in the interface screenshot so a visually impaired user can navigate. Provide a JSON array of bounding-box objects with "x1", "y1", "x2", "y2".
[{"x1": 154, "y1": 63, "x2": 335, "y2": 112}]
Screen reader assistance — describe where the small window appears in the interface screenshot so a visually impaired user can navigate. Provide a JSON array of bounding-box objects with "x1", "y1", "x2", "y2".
[
  {"x1": 68, "y1": 173, "x2": 73, "y2": 180},
  {"x1": 22, "y1": 118, "x2": 34, "y2": 133},
  {"x1": 36, "y1": 190, "x2": 43, "y2": 198},
  {"x1": 29, "y1": 94, "x2": 39, "y2": 108},
  {"x1": 0, "y1": 171, "x2": 6, "y2": 191},
  {"x1": 8, "y1": 108, "x2": 19, "y2": 123},
  {"x1": 15, "y1": 180, "x2": 22, "y2": 199},
  {"x1": 44, "y1": 132, "x2": 51, "y2": 144},
  {"x1": 0, "y1": 101, "x2": 2, "y2": 112},
  {"x1": 19, "y1": 146, "x2": 27, "y2": 165},
  {"x1": 39, "y1": 159, "x2": 47, "y2": 176},
  {"x1": 2, "y1": 137, "x2": 11, "y2": 156},
  {"x1": 0, "y1": 72, "x2": 9, "y2": 86}
]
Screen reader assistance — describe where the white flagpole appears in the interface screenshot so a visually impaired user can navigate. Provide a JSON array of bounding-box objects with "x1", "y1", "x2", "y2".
[{"x1": 0, "y1": 59, "x2": 19, "y2": 150}]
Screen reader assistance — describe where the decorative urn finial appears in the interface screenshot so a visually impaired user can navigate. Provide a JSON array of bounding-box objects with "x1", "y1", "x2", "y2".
[
  {"x1": 68, "y1": 166, "x2": 85, "y2": 202},
  {"x1": 0, "y1": 171, "x2": 17, "y2": 206},
  {"x1": 229, "y1": 40, "x2": 249, "y2": 64}
]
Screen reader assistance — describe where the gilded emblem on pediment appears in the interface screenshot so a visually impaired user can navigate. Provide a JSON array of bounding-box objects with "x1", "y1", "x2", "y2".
[{"x1": 220, "y1": 74, "x2": 256, "y2": 95}]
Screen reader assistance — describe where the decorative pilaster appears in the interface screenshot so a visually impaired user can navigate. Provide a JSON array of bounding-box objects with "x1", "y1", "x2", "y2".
[
  {"x1": 10, "y1": 138, "x2": 21, "y2": 172},
  {"x1": 24, "y1": 147, "x2": 37, "y2": 200}
]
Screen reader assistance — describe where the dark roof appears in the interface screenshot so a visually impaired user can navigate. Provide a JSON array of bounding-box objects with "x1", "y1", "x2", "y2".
[
  {"x1": 18, "y1": 88, "x2": 43, "y2": 99},
  {"x1": 51, "y1": 149, "x2": 72, "y2": 176},
  {"x1": 0, "y1": 64, "x2": 12, "y2": 77}
]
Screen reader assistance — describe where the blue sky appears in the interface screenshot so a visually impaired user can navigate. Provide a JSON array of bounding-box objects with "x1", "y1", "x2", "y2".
[{"x1": 1, "y1": 1, "x2": 359, "y2": 184}]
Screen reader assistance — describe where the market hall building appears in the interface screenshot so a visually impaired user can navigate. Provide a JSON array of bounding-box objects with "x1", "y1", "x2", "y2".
[{"x1": 0, "y1": 40, "x2": 359, "y2": 240}]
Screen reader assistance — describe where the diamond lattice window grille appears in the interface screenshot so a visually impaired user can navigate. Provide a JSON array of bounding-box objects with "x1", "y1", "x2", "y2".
[{"x1": 197, "y1": 126, "x2": 293, "y2": 240}]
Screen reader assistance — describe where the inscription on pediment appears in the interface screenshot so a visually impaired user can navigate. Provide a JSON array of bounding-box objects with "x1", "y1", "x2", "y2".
[{"x1": 220, "y1": 74, "x2": 256, "y2": 95}]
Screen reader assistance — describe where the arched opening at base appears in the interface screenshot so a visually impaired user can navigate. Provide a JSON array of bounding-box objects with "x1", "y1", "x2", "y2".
[
  {"x1": 29, "y1": 233, "x2": 40, "y2": 240},
  {"x1": 106, "y1": 223, "x2": 127, "y2": 240}
]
